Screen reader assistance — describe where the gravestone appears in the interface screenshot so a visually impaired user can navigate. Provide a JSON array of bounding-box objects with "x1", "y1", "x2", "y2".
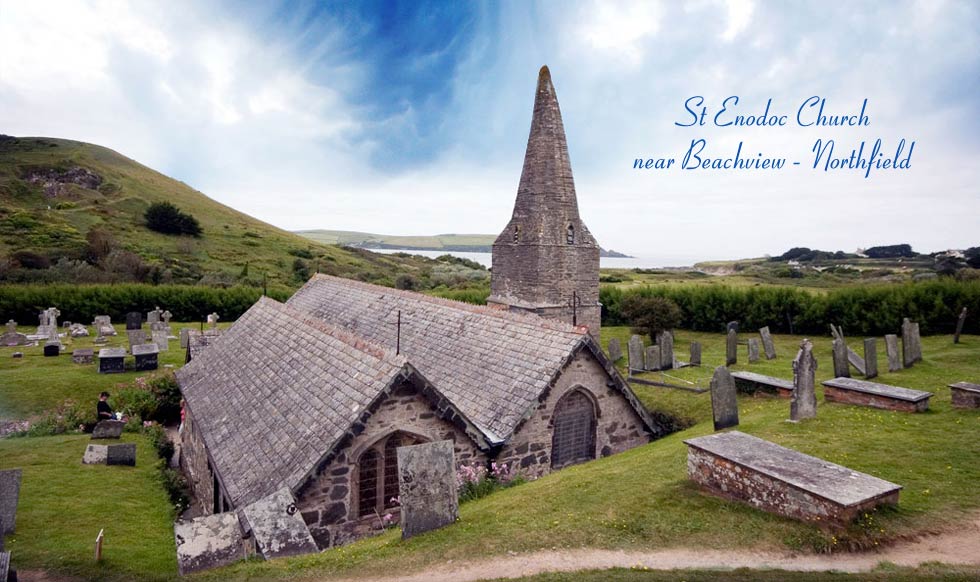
[
  {"x1": 207, "y1": 313, "x2": 220, "y2": 329},
  {"x1": 863, "y1": 338, "x2": 878, "y2": 379},
  {"x1": 759, "y1": 326, "x2": 777, "y2": 360},
  {"x1": 727, "y1": 321, "x2": 739, "y2": 333},
  {"x1": 43, "y1": 341, "x2": 61, "y2": 357},
  {"x1": 885, "y1": 334, "x2": 901, "y2": 372},
  {"x1": 397, "y1": 440, "x2": 458, "y2": 539},
  {"x1": 658, "y1": 330, "x2": 674, "y2": 370},
  {"x1": 690, "y1": 341, "x2": 702, "y2": 366},
  {"x1": 627, "y1": 335, "x2": 645, "y2": 373},
  {"x1": 747, "y1": 338, "x2": 760, "y2": 363},
  {"x1": 710, "y1": 366, "x2": 739, "y2": 431},
  {"x1": 790, "y1": 339, "x2": 817, "y2": 421},
  {"x1": 162, "y1": 310, "x2": 173, "y2": 330},
  {"x1": 954, "y1": 307, "x2": 967, "y2": 344},
  {"x1": 72, "y1": 348, "x2": 94, "y2": 364},
  {"x1": 92, "y1": 420, "x2": 125, "y2": 439},
  {"x1": 0, "y1": 329, "x2": 28, "y2": 347},
  {"x1": 0, "y1": 469, "x2": 21, "y2": 535},
  {"x1": 151, "y1": 329, "x2": 169, "y2": 352},
  {"x1": 106, "y1": 443, "x2": 136, "y2": 466},
  {"x1": 831, "y1": 338, "x2": 850, "y2": 378},
  {"x1": 127, "y1": 329, "x2": 147, "y2": 351},
  {"x1": 98, "y1": 347, "x2": 126, "y2": 374},
  {"x1": 69, "y1": 323, "x2": 89, "y2": 338},
  {"x1": 0, "y1": 550, "x2": 9, "y2": 582},
  {"x1": 174, "y1": 513, "x2": 245, "y2": 575},
  {"x1": 126, "y1": 312, "x2": 142, "y2": 330},
  {"x1": 179, "y1": 328, "x2": 190, "y2": 349},
  {"x1": 82, "y1": 444, "x2": 109, "y2": 464},
  {"x1": 725, "y1": 329, "x2": 737, "y2": 366},
  {"x1": 644, "y1": 345, "x2": 661, "y2": 371},
  {"x1": 240, "y1": 488, "x2": 317, "y2": 559},
  {"x1": 147, "y1": 307, "x2": 162, "y2": 324},
  {"x1": 901, "y1": 318, "x2": 921, "y2": 367},
  {"x1": 607, "y1": 338, "x2": 622, "y2": 362},
  {"x1": 133, "y1": 343, "x2": 159, "y2": 371}
]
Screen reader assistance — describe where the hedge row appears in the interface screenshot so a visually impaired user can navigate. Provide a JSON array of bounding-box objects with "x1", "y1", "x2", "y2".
[
  {"x1": 0, "y1": 284, "x2": 290, "y2": 324},
  {"x1": 600, "y1": 280, "x2": 980, "y2": 336}
]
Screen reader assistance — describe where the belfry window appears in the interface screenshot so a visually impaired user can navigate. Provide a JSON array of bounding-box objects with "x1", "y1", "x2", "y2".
[
  {"x1": 566, "y1": 224, "x2": 575, "y2": 244},
  {"x1": 356, "y1": 431, "x2": 426, "y2": 517}
]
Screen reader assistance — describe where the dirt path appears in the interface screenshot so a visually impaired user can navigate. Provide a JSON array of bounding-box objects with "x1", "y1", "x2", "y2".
[{"x1": 330, "y1": 513, "x2": 980, "y2": 582}]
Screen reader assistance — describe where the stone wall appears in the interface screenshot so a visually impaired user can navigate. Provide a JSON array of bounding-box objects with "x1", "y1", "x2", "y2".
[
  {"x1": 295, "y1": 379, "x2": 488, "y2": 548},
  {"x1": 496, "y1": 349, "x2": 649, "y2": 478},
  {"x1": 180, "y1": 406, "x2": 218, "y2": 514},
  {"x1": 687, "y1": 447, "x2": 899, "y2": 525}
]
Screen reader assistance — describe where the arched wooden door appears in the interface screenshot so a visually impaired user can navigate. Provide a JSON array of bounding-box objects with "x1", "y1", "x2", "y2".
[{"x1": 551, "y1": 390, "x2": 596, "y2": 468}]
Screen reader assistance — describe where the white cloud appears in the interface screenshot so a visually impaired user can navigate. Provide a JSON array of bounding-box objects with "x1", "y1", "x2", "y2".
[{"x1": 720, "y1": 0, "x2": 755, "y2": 42}]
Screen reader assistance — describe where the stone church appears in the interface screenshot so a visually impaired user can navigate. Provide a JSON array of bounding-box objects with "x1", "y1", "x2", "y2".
[{"x1": 177, "y1": 66, "x2": 663, "y2": 549}]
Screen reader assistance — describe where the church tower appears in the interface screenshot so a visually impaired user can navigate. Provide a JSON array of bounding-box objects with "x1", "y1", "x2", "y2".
[{"x1": 488, "y1": 66, "x2": 601, "y2": 338}]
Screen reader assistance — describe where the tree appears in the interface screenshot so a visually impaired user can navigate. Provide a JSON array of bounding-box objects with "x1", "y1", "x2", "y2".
[
  {"x1": 620, "y1": 295, "x2": 682, "y2": 342},
  {"x1": 144, "y1": 202, "x2": 202, "y2": 237}
]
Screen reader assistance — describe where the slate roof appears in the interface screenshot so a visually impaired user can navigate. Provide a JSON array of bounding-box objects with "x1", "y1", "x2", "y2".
[
  {"x1": 175, "y1": 297, "x2": 478, "y2": 507},
  {"x1": 287, "y1": 274, "x2": 653, "y2": 442}
]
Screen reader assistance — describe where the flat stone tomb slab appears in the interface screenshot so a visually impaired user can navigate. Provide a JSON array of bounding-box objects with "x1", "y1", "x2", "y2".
[
  {"x1": 822, "y1": 377, "x2": 932, "y2": 412},
  {"x1": 684, "y1": 431, "x2": 901, "y2": 524},
  {"x1": 731, "y1": 371, "x2": 793, "y2": 398},
  {"x1": 92, "y1": 420, "x2": 125, "y2": 439},
  {"x1": 132, "y1": 343, "x2": 159, "y2": 371},
  {"x1": 949, "y1": 382, "x2": 980, "y2": 409},
  {"x1": 174, "y1": 512, "x2": 245, "y2": 575},
  {"x1": 98, "y1": 348, "x2": 126, "y2": 374}
]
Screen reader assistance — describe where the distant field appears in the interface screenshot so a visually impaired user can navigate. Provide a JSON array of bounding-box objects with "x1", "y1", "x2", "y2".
[{"x1": 295, "y1": 229, "x2": 494, "y2": 251}]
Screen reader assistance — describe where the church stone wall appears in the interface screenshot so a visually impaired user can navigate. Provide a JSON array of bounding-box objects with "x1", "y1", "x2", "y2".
[
  {"x1": 496, "y1": 349, "x2": 650, "y2": 479},
  {"x1": 180, "y1": 406, "x2": 217, "y2": 515},
  {"x1": 295, "y1": 381, "x2": 487, "y2": 549}
]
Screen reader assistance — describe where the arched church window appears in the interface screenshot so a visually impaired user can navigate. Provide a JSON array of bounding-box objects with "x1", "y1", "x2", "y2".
[
  {"x1": 551, "y1": 389, "x2": 596, "y2": 468},
  {"x1": 356, "y1": 431, "x2": 427, "y2": 517},
  {"x1": 357, "y1": 449, "x2": 379, "y2": 517},
  {"x1": 566, "y1": 224, "x2": 575, "y2": 245}
]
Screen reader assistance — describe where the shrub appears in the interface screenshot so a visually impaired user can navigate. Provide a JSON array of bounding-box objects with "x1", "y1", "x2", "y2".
[
  {"x1": 620, "y1": 295, "x2": 682, "y2": 342},
  {"x1": 10, "y1": 249, "x2": 51, "y2": 269},
  {"x1": 21, "y1": 399, "x2": 90, "y2": 436},
  {"x1": 288, "y1": 248, "x2": 313, "y2": 259},
  {"x1": 456, "y1": 461, "x2": 525, "y2": 503},
  {"x1": 144, "y1": 202, "x2": 202, "y2": 237},
  {"x1": 395, "y1": 273, "x2": 419, "y2": 290},
  {"x1": 159, "y1": 466, "x2": 189, "y2": 513}
]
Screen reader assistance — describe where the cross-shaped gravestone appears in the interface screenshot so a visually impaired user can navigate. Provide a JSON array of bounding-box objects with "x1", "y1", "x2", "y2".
[
  {"x1": 207, "y1": 313, "x2": 220, "y2": 329},
  {"x1": 162, "y1": 310, "x2": 172, "y2": 326}
]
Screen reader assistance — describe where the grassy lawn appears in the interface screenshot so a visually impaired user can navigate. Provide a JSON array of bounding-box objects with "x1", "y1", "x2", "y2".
[
  {"x1": 1, "y1": 327, "x2": 978, "y2": 581},
  {"x1": 0, "y1": 322, "x2": 220, "y2": 422},
  {"x1": 0, "y1": 432, "x2": 177, "y2": 581}
]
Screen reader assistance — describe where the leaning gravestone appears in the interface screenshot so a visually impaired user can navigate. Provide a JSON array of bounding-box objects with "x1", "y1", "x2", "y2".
[
  {"x1": 240, "y1": 487, "x2": 317, "y2": 560},
  {"x1": 690, "y1": 341, "x2": 702, "y2": 366},
  {"x1": 831, "y1": 338, "x2": 850, "y2": 378},
  {"x1": 725, "y1": 328, "x2": 737, "y2": 366},
  {"x1": 627, "y1": 335, "x2": 645, "y2": 373},
  {"x1": 747, "y1": 338, "x2": 760, "y2": 363},
  {"x1": 759, "y1": 326, "x2": 777, "y2": 360},
  {"x1": 658, "y1": 330, "x2": 674, "y2": 370},
  {"x1": 127, "y1": 329, "x2": 147, "y2": 351},
  {"x1": 174, "y1": 513, "x2": 245, "y2": 575},
  {"x1": 126, "y1": 312, "x2": 142, "y2": 330},
  {"x1": 791, "y1": 339, "x2": 817, "y2": 421},
  {"x1": 397, "y1": 440, "x2": 458, "y2": 539},
  {"x1": 885, "y1": 334, "x2": 901, "y2": 372},
  {"x1": 954, "y1": 307, "x2": 968, "y2": 344},
  {"x1": 0, "y1": 468, "x2": 21, "y2": 535},
  {"x1": 863, "y1": 338, "x2": 878, "y2": 379},
  {"x1": 644, "y1": 345, "x2": 661, "y2": 371},
  {"x1": 710, "y1": 366, "x2": 739, "y2": 431},
  {"x1": 607, "y1": 338, "x2": 622, "y2": 362},
  {"x1": 92, "y1": 420, "x2": 125, "y2": 439},
  {"x1": 106, "y1": 443, "x2": 136, "y2": 466}
]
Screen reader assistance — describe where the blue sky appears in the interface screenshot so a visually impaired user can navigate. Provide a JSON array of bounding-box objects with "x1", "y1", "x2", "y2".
[{"x1": 1, "y1": 0, "x2": 978, "y2": 263}]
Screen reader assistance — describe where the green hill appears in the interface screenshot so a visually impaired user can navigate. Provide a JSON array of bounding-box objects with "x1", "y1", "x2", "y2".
[{"x1": 0, "y1": 136, "x2": 440, "y2": 290}]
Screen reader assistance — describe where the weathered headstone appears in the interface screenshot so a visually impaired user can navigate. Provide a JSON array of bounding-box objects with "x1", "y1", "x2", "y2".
[
  {"x1": 92, "y1": 420, "x2": 125, "y2": 439},
  {"x1": 954, "y1": 307, "x2": 967, "y2": 344},
  {"x1": 72, "y1": 348, "x2": 94, "y2": 364},
  {"x1": 4, "y1": 320, "x2": 14, "y2": 334},
  {"x1": 831, "y1": 338, "x2": 850, "y2": 378},
  {"x1": 126, "y1": 311, "x2": 142, "y2": 330},
  {"x1": 689, "y1": 341, "x2": 702, "y2": 366},
  {"x1": 885, "y1": 334, "x2": 901, "y2": 372},
  {"x1": 910, "y1": 321, "x2": 922, "y2": 363},
  {"x1": 725, "y1": 328, "x2": 737, "y2": 366},
  {"x1": 151, "y1": 329, "x2": 169, "y2": 352},
  {"x1": 240, "y1": 488, "x2": 317, "y2": 559},
  {"x1": 901, "y1": 318, "x2": 921, "y2": 367},
  {"x1": 133, "y1": 343, "x2": 159, "y2": 371},
  {"x1": 0, "y1": 469, "x2": 21, "y2": 535},
  {"x1": 0, "y1": 549, "x2": 10, "y2": 582},
  {"x1": 627, "y1": 335, "x2": 645, "y2": 373},
  {"x1": 43, "y1": 341, "x2": 61, "y2": 357},
  {"x1": 790, "y1": 339, "x2": 817, "y2": 421},
  {"x1": 658, "y1": 330, "x2": 674, "y2": 370},
  {"x1": 846, "y1": 346, "x2": 867, "y2": 377},
  {"x1": 179, "y1": 328, "x2": 190, "y2": 349},
  {"x1": 174, "y1": 513, "x2": 246, "y2": 575},
  {"x1": 759, "y1": 326, "x2": 777, "y2": 360},
  {"x1": 162, "y1": 310, "x2": 173, "y2": 330},
  {"x1": 83, "y1": 444, "x2": 109, "y2": 464},
  {"x1": 127, "y1": 329, "x2": 147, "y2": 351},
  {"x1": 147, "y1": 307, "x2": 162, "y2": 324},
  {"x1": 0, "y1": 329, "x2": 28, "y2": 347},
  {"x1": 607, "y1": 338, "x2": 622, "y2": 362},
  {"x1": 98, "y1": 347, "x2": 126, "y2": 374},
  {"x1": 710, "y1": 366, "x2": 739, "y2": 430},
  {"x1": 644, "y1": 345, "x2": 661, "y2": 371},
  {"x1": 69, "y1": 323, "x2": 90, "y2": 337},
  {"x1": 727, "y1": 321, "x2": 739, "y2": 334},
  {"x1": 106, "y1": 443, "x2": 136, "y2": 466},
  {"x1": 207, "y1": 312, "x2": 220, "y2": 329},
  {"x1": 863, "y1": 338, "x2": 878, "y2": 379},
  {"x1": 397, "y1": 440, "x2": 458, "y2": 539},
  {"x1": 747, "y1": 338, "x2": 760, "y2": 363}
]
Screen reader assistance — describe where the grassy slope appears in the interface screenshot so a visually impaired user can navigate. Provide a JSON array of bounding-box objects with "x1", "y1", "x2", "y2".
[
  {"x1": 0, "y1": 137, "x2": 436, "y2": 288},
  {"x1": 0, "y1": 433, "x2": 177, "y2": 582}
]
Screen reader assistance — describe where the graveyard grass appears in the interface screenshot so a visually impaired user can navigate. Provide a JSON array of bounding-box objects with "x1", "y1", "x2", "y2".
[{"x1": 1, "y1": 329, "x2": 979, "y2": 581}]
